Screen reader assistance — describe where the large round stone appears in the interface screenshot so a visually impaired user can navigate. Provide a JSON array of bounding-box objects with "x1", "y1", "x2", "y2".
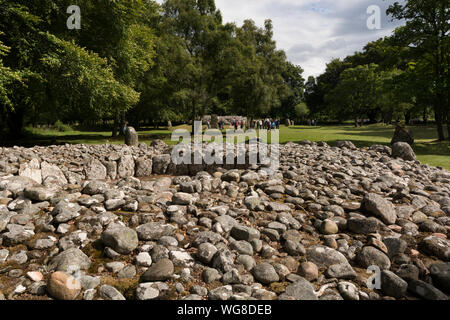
[
  {"x1": 252, "y1": 263, "x2": 279, "y2": 284},
  {"x1": 47, "y1": 271, "x2": 81, "y2": 300},
  {"x1": 101, "y1": 225, "x2": 138, "y2": 255},
  {"x1": 356, "y1": 246, "x2": 391, "y2": 270},
  {"x1": 285, "y1": 277, "x2": 317, "y2": 300},
  {"x1": 306, "y1": 245, "x2": 349, "y2": 268},
  {"x1": 141, "y1": 258, "x2": 174, "y2": 282}
]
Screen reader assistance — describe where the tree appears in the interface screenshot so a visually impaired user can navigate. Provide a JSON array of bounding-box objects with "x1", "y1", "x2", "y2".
[
  {"x1": 276, "y1": 62, "x2": 305, "y2": 120},
  {"x1": 305, "y1": 59, "x2": 352, "y2": 120},
  {"x1": 294, "y1": 102, "x2": 309, "y2": 123},
  {"x1": 40, "y1": 33, "x2": 139, "y2": 125},
  {"x1": 162, "y1": 0, "x2": 223, "y2": 133},
  {"x1": 0, "y1": 37, "x2": 21, "y2": 113},
  {"x1": 325, "y1": 64, "x2": 382, "y2": 123},
  {"x1": 305, "y1": 76, "x2": 323, "y2": 119},
  {"x1": 229, "y1": 19, "x2": 291, "y2": 120},
  {"x1": 0, "y1": 0, "x2": 149, "y2": 135},
  {"x1": 387, "y1": 0, "x2": 450, "y2": 140}
]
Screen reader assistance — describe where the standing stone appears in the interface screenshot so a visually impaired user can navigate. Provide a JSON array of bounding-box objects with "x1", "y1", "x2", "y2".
[
  {"x1": 285, "y1": 119, "x2": 291, "y2": 127},
  {"x1": 125, "y1": 126, "x2": 138, "y2": 146},
  {"x1": 391, "y1": 125, "x2": 414, "y2": 145},
  {"x1": 167, "y1": 121, "x2": 172, "y2": 129},
  {"x1": 211, "y1": 115, "x2": 219, "y2": 129}
]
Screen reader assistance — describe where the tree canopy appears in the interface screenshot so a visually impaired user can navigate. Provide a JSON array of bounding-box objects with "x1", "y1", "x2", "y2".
[
  {"x1": 305, "y1": 0, "x2": 449, "y2": 139},
  {"x1": 0, "y1": 0, "x2": 304, "y2": 136}
]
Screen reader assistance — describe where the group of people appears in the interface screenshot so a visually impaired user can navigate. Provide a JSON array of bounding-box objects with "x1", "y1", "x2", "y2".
[
  {"x1": 232, "y1": 119, "x2": 246, "y2": 130},
  {"x1": 206, "y1": 118, "x2": 281, "y2": 131},
  {"x1": 251, "y1": 119, "x2": 280, "y2": 130},
  {"x1": 308, "y1": 119, "x2": 318, "y2": 126}
]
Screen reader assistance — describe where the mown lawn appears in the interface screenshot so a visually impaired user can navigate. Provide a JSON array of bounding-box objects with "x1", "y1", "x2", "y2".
[{"x1": 4, "y1": 124, "x2": 449, "y2": 170}]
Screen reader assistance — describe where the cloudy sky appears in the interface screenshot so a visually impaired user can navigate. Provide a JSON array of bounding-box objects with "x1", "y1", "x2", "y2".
[{"x1": 157, "y1": 0, "x2": 405, "y2": 78}]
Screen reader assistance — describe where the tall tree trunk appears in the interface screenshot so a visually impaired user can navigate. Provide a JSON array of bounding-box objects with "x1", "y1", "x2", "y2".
[
  {"x1": 6, "y1": 109, "x2": 25, "y2": 138},
  {"x1": 435, "y1": 108, "x2": 445, "y2": 141},
  {"x1": 191, "y1": 100, "x2": 196, "y2": 134},
  {"x1": 112, "y1": 111, "x2": 119, "y2": 137},
  {"x1": 119, "y1": 112, "x2": 125, "y2": 137},
  {"x1": 404, "y1": 110, "x2": 411, "y2": 125},
  {"x1": 422, "y1": 108, "x2": 428, "y2": 125},
  {"x1": 447, "y1": 122, "x2": 450, "y2": 141},
  {"x1": 446, "y1": 112, "x2": 450, "y2": 141}
]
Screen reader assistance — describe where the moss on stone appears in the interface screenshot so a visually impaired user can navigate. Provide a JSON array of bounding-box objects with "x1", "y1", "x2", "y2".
[
  {"x1": 269, "y1": 282, "x2": 289, "y2": 294},
  {"x1": 100, "y1": 276, "x2": 139, "y2": 300}
]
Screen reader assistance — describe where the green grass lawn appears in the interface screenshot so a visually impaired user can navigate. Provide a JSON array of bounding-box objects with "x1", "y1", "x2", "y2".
[{"x1": 5, "y1": 124, "x2": 449, "y2": 170}]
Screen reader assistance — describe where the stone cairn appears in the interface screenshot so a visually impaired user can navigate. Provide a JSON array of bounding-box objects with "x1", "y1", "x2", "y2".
[{"x1": 0, "y1": 139, "x2": 449, "y2": 301}]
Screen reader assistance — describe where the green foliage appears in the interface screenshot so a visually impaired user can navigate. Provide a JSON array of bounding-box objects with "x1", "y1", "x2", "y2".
[
  {"x1": 295, "y1": 102, "x2": 309, "y2": 122},
  {"x1": 0, "y1": 0, "x2": 303, "y2": 134},
  {"x1": 325, "y1": 64, "x2": 382, "y2": 121},
  {"x1": 0, "y1": 37, "x2": 21, "y2": 108},
  {"x1": 304, "y1": 0, "x2": 449, "y2": 140},
  {"x1": 41, "y1": 32, "x2": 139, "y2": 121},
  {"x1": 53, "y1": 119, "x2": 72, "y2": 132},
  {"x1": 387, "y1": 0, "x2": 449, "y2": 140}
]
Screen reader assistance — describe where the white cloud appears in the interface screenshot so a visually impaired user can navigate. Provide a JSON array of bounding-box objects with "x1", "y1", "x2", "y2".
[{"x1": 155, "y1": 0, "x2": 404, "y2": 78}]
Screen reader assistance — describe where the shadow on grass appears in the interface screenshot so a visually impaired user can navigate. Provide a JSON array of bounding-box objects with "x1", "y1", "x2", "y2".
[
  {"x1": 0, "y1": 130, "x2": 173, "y2": 147},
  {"x1": 291, "y1": 125, "x2": 441, "y2": 141},
  {"x1": 288, "y1": 138, "x2": 450, "y2": 158}
]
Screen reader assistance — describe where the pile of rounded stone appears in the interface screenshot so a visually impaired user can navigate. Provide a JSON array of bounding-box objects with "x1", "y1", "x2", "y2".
[{"x1": 0, "y1": 139, "x2": 448, "y2": 300}]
